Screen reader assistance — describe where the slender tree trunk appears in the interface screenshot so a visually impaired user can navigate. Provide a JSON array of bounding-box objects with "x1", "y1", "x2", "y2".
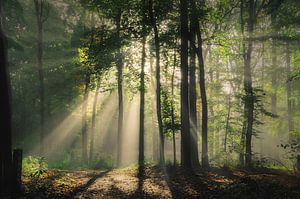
[
  {"x1": 171, "y1": 48, "x2": 177, "y2": 166},
  {"x1": 0, "y1": 4, "x2": 13, "y2": 196},
  {"x1": 34, "y1": 0, "x2": 47, "y2": 155},
  {"x1": 239, "y1": 0, "x2": 246, "y2": 167},
  {"x1": 180, "y1": 0, "x2": 191, "y2": 168},
  {"x1": 191, "y1": 0, "x2": 209, "y2": 168},
  {"x1": 224, "y1": 94, "x2": 232, "y2": 152},
  {"x1": 149, "y1": 51, "x2": 159, "y2": 162},
  {"x1": 198, "y1": 35, "x2": 209, "y2": 169},
  {"x1": 244, "y1": 0, "x2": 255, "y2": 168},
  {"x1": 149, "y1": 0, "x2": 164, "y2": 166},
  {"x1": 82, "y1": 74, "x2": 90, "y2": 163},
  {"x1": 209, "y1": 103, "x2": 216, "y2": 156},
  {"x1": 286, "y1": 42, "x2": 294, "y2": 135},
  {"x1": 116, "y1": 11, "x2": 124, "y2": 167},
  {"x1": 139, "y1": 30, "x2": 146, "y2": 167},
  {"x1": 271, "y1": 40, "x2": 277, "y2": 115},
  {"x1": 89, "y1": 79, "x2": 100, "y2": 163},
  {"x1": 208, "y1": 62, "x2": 216, "y2": 157},
  {"x1": 189, "y1": 17, "x2": 200, "y2": 168},
  {"x1": 286, "y1": 42, "x2": 300, "y2": 167}
]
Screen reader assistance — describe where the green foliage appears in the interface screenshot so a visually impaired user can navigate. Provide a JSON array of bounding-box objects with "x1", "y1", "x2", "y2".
[
  {"x1": 292, "y1": 51, "x2": 300, "y2": 80},
  {"x1": 161, "y1": 87, "x2": 180, "y2": 138},
  {"x1": 23, "y1": 156, "x2": 48, "y2": 178}
]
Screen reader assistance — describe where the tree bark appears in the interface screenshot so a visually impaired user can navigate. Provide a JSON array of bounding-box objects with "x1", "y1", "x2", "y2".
[
  {"x1": 271, "y1": 39, "x2": 277, "y2": 115},
  {"x1": 191, "y1": 0, "x2": 209, "y2": 168},
  {"x1": 34, "y1": 0, "x2": 48, "y2": 156},
  {"x1": 149, "y1": 0, "x2": 164, "y2": 166},
  {"x1": 239, "y1": 0, "x2": 246, "y2": 167},
  {"x1": 180, "y1": 0, "x2": 191, "y2": 168},
  {"x1": 139, "y1": 29, "x2": 146, "y2": 167},
  {"x1": 286, "y1": 42, "x2": 294, "y2": 136},
  {"x1": 224, "y1": 94, "x2": 232, "y2": 152},
  {"x1": 0, "y1": 3, "x2": 13, "y2": 196},
  {"x1": 244, "y1": 0, "x2": 255, "y2": 168},
  {"x1": 116, "y1": 11, "x2": 124, "y2": 167},
  {"x1": 189, "y1": 16, "x2": 200, "y2": 168},
  {"x1": 171, "y1": 48, "x2": 177, "y2": 166},
  {"x1": 150, "y1": 51, "x2": 159, "y2": 162},
  {"x1": 82, "y1": 74, "x2": 90, "y2": 163}
]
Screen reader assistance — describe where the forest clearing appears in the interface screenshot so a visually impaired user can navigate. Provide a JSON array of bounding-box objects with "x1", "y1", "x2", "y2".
[
  {"x1": 1, "y1": 0, "x2": 300, "y2": 198},
  {"x1": 22, "y1": 166, "x2": 300, "y2": 199}
]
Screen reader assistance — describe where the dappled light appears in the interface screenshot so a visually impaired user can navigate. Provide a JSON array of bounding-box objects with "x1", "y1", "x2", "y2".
[{"x1": 1, "y1": 0, "x2": 300, "y2": 198}]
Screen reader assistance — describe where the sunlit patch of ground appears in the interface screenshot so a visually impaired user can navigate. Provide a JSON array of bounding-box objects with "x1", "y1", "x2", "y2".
[{"x1": 22, "y1": 166, "x2": 300, "y2": 199}]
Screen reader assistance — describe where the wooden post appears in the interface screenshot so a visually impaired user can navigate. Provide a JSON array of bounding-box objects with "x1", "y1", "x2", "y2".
[{"x1": 13, "y1": 149, "x2": 22, "y2": 196}]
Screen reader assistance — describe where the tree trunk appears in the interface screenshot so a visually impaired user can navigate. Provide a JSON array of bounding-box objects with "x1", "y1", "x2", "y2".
[
  {"x1": 271, "y1": 40, "x2": 277, "y2": 115},
  {"x1": 239, "y1": 0, "x2": 246, "y2": 167},
  {"x1": 116, "y1": 11, "x2": 124, "y2": 167},
  {"x1": 89, "y1": 79, "x2": 100, "y2": 163},
  {"x1": 150, "y1": 51, "x2": 159, "y2": 162},
  {"x1": 286, "y1": 42, "x2": 294, "y2": 134},
  {"x1": 191, "y1": 0, "x2": 209, "y2": 168},
  {"x1": 0, "y1": 4, "x2": 13, "y2": 196},
  {"x1": 171, "y1": 48, "x2": 177, "y2": 166},
  {"x1": 180, "y1": 0, "x2": 191, "y2": 168},
  {"x1": 189, "y1": 16, "x2": 200, "y2": 168},
  {"x1": 244, "y1": 0, "x2": 255, "y2": 168},
  {"x1": 224, "y1": 94, "x2": 232, "y2": 152},
  {"x1": 82, "y1": 74, "x2": 90, "y2": 163},
  {"x1": 34, "y1": 0, "x2": 47, "y2": 155},
  {"x1": 149, "y1": 0, "x2": 164, "y2": 166},
  {"x1": 139, "y1": 30, "x2": 146, "y2": 167}
]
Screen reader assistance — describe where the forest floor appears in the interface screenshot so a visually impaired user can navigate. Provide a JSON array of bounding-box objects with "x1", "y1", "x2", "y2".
[{"x1": 22, "y1": 165, "x2": 300, "y2": 199}]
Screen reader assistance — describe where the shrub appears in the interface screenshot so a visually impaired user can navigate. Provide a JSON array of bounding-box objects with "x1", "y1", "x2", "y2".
[{"x1": 22, "y1": 156, "x2": 48, "y2": 177}]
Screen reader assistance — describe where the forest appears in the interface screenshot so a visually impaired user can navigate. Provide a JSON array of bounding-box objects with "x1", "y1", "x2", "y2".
[{"x1": 0, "y1": 0, "x2": 300, "y2": 198}]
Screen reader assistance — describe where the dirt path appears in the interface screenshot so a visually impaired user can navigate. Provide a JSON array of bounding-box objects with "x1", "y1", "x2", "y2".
[{"x1": 23, "y1": 166, "x2": 300, "y2": 199}]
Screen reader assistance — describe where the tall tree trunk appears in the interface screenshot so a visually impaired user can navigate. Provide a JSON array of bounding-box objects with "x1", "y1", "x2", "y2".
[
  {"x1": 0, "y1": 4, "x2": 13, "y2": 196},
  {"x1": 180, "y1": 0, "x2": 191, "y2": 168},
  {"x1": 224, "y1": 94, "x2": 232, "y2": 152},
  {"x1": 271, "y1": 40, "x2": 277, "y2": 115},
  {"x1": 189, "y1": 17, "x2": 200, "y2": 168},
  {"x1": 150, "y1": 51, "x2": 159, "y2": 162},
  {"x1": 116, "y1": 11, "x2": 124, "y2": 167},
  {"x1": 171, "y1": 48, "x2": 177, "y2": 166},
  {"x1": 34, "y1": 0, "x2": 48, "y2": 155},
  {"x1": 239, "y1": 0, "x2": 246, "y2": 167},
  {"x1": 191, "y1": 0, "x2": 209, "y2": 168},
  {"x1": 82, "y1": 74, "x2": 90, "y2": 163},
  {"x1": 244, "y1": 0, "x2": 255, "y2": 168},
  {"x1": 89, "y1": 79, "x2": 100, "y2": 163},
  {"x1": 208, "y1": 59, "x2": 216, "y2": 157},
  {"x1": 139, "y1": 29, "x2": 146, "y2": 167},
  {"x1": 149, "y1": 0, "x2": 164, "y2": 166},
  {"x1": 286, "y1": 42, "x2": 294, "y2": 135}
]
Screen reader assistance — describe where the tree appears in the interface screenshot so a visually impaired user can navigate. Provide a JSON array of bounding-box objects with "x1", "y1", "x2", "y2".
[
  {"x1": 149, "y1": 0, "x2": 165, "y2": 166},
  {"x1": 139, "y1": 0, "x2": 147, "y2": 167},
  {"x1": 243, "y1": 0, "x2": 255, "y2": 168},
  {"x1": 89, "y1": 78, "x2": 100, "y2": 163},
  {"x1": 0, "y1": 1, "x2": 13, "y2": 195},
  {"x1": 81, "y1": 74, "x2": 90, "y2": 163},
  {"x1": 171, "y1": 47, "x2": 177, "y2": 166},
  {"x1": 180, "y1": 0, "x2": 191, "y2": 168},
  {"x1": 189, "y1": 5, "x2": 200, "y2": 167},
  {"x1": 34, "y1": 0, "x2": 50, "y2": 155},
  {"x1": 191, "y1": 0, "x2": 209, "y2": 168}
]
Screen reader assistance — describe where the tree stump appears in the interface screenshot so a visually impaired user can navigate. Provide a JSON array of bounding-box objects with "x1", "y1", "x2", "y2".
[{"x1": 13, "y1": 149, "x2": 22, "y2": 195}]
